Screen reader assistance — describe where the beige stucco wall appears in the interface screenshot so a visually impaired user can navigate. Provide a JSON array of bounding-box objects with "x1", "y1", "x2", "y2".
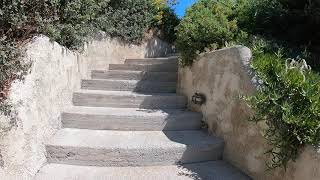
[
  {"x1": 0, "y1": 34, "x2": 172, "y2": 180},
  {"x1": 177, "y1": 46, "x2": 320, "y2": 180},
  {"x1": 80, "y1": 32, "x2": 173, "y2": 78}
]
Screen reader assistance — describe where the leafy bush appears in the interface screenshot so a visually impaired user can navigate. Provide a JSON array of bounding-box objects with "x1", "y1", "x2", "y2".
[
  {"x1": 0, "y1": 0, "x2": 177, "y2": 116},
  {"x1": 237, "y1": 0, "x2": 320, "y2": 44},
  {"x1": 236, "y1": 0, "x2": 320, "y2": 69},
  {"x1": 0, "y1": 40, "x2": 29, "y2": 100},
  {"x1": 235, "y1": 0, "x2": 285, "y2": 35},
  {"x1": 244, "y1": 42, "x2": 320, "y2": 168},
  {"x1": 176, "y1": 0, "x2": 247, "y2": 66},
  {"x1": 175, "y1": 0, "x2": 320, "y2": 170},
  {"x1": 98, "y1": 0, "x2": 156, "y2": 43},
  {"x1": 236, "y1": 1, "x2": 320, "y2": 169},
  {"x1": 153, "y1": 0, "x2": 180, "y2": 43},
  {"x1": 96, "y1": 0, "x2": 179, "y2": 43},
  {"x1": 0, "y1": 0, "x2": 59, "y2": 39},
  {"x1": 42, "y1": 0, "x2": 101, "y2": 49}
]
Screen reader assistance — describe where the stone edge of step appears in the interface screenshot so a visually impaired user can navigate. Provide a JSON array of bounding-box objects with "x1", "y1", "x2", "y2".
[
  {"x1": 46, "y1": 129, "x2": 224, "y2": 149},
  {"x1": 35, "y1": 161, "x2": 251, "y2": 180}
]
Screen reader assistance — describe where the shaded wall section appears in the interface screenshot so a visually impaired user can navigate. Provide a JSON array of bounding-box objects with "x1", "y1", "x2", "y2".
[
  {"x1": 80, "y1": 32, "x2": 173, "y2": 77},
  {"x1": 177, "y1": 46, "x2": 320, "y2": 180}
]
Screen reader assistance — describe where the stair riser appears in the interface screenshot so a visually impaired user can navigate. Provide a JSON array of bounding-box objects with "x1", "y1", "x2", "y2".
[
  {"x1": 166, "y1": 53, "x2": 179, "y2": 57},
  {"x1": 109, "y1": 64, "x2": 178, "y2": 72},
  {"x1": 91, "y1": 71, "x2": 177, "y2": 82},
  {"x1": 61, "y1": 113, "x2": 202, "y2": 131},
  {"x1": 81, "y1": 80, "x2": 176, "y2": 93},
  {"x1": 124, "y1": 58, "x2": 178, "y2": 65},
  {"x1": 73, "y1": 93, "x2": 187, "y2": 109},
  {"x1": 46, "y1": 145, "x2": 223, "y2": 166}
]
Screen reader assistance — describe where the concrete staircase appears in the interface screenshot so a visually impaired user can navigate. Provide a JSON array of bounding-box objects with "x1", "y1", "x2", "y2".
[{"x1": 35, "y1": 56, "x2": 251, "y2": 180}]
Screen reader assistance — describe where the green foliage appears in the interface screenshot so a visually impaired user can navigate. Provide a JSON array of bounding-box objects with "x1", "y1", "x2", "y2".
[
  {"x1": 175, "y1": 0, "x2": 320, "y2": 170},
  {"x1": 153, "y1": 0, "x2": 180, "y2": 43},
  {"x1": 235, "y1": 0, "x2": 285, "y2": 35},
  {"x1": 237, "y1": 1, "x2": 320, "y2": 169},
  {"x1": 98, "y1": 0, "x2": 155, "y2": 43},
  {"x1": 236, "y1": 0, "x2": 320, "y2": 69},
  {"x1": 153, "y1": 6, "x2": 179, "y2": 44},
  {"x1": 1, "y1": 0, "x2": 177, "y2": 49},
  {"x1": 0, "y1": 40, "x2": 29, "y2": 106},
  {"x1": 0, "y1": 0, "x2": 178, "y2": 115},
  {"x1": 175, "y1": 0, "x2": 247, "y2": 66},
  {"x1": 0, "y1": 40, "x2": 28, "y2": 86},
  {"x1": 244, "y1": 43, "x2": 320, "y2": 169},
  {"x1": 0, "y1": 0, "x2": 59, "y2": 40},
  {"x1": 42, "y1": 0, "x2": 101, "y2": 49},
  {"x1": 237, "y1": 0, "x2": 320, "y2": 43}
]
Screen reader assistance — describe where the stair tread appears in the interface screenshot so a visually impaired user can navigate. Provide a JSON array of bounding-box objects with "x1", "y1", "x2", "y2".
[
  {"x1": 73, "y1": 90, "x2": 186, "y2": 109},
  {"x1": 64, "y1": 106, "x2": 200, "y2": 117},
  {"x1": 93, "y1": 70, "x2": 177, "y2": 73},
  {"x1": 109, "y1": 63, "x2": 178, "y2": 72},
  {"x1": 91, "y1": 70, "x2": 177, "y2": 81},
  {"x1": 47, "y1": 128, "x2": 223, "y2": 149},
  {"x1": 110, "y1": 63, "x2": 177, "y2": 66},
  {"x1": 81, "y1": 79, "x2": 177, "y2": 93},
  {"x1": 126, "y1": 57, "x2": 178, "y2": 60},
  {"x1": 74, "y1": 89, "x2": 182, "y2": 97},
  {"x1": 82, "y1": 79, "x2": 176, "y2": 84},
  {"x1": 35, "y1": 161, "x2": 251, "y2": 180},
  {"x1": 125, "y1": 57, "x2": 178, "y2": 65},
  {"x1": 62, "y1": 107, "x2": 202, "y2": 131}
]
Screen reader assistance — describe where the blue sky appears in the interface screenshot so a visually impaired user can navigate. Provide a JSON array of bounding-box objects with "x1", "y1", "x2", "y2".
[{"x1": 171, "y1": 0, "x2": 197, "y2": 18}]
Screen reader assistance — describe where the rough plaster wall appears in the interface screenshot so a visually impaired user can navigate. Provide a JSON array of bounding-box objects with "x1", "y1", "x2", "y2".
[
  {"x1": 0, "y1": 34, "x2": 172, "y2": 180},
  {"x1": 177, "y1": 46, "x2": 320, "y2": 180},
  {"x1": 0, "y1": 36, "x2": 81, "y2": 180},
  {"x1": 80, "y1": 32, "x2": 173, "y2": 78}
]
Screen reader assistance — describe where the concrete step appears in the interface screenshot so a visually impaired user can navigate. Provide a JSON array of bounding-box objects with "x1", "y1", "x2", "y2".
[
  {"x1": 62, "y1": 107, "x2": 202, "y2": 131},
  {"x1": 35, "y1": 161, "x2": 251, "y2": 180},
  {"x1": 124, "y1": 57, "x2": 178, "y2": 65},
  {"x1": 73, "y1": 90, "x2": 187, "y2": 109},
  {"x1": 46, "y1": 129, "x2": 224, "y2": 166},
  {"x1": 109, "y1": 63, "x2": 178, "y2": 72},
  {"x1": 81, "y1": 79, "x2": 176, "y2": 93},
  {"x1": 91, "y1": 70, "x2": 177, "y2": 82},
  {"x1": 166, "y1": 53, "x2": 179, "y2": 57}
]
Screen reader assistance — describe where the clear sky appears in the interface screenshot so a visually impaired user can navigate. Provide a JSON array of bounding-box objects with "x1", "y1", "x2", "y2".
[{"x1": 171, "y1": 0, "x2": 197, "y2": 18}]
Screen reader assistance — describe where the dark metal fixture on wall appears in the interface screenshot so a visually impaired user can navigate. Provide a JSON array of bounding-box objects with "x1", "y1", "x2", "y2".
[{"x1": 192, "y1": 92, "x2": 206, "y2": 105}]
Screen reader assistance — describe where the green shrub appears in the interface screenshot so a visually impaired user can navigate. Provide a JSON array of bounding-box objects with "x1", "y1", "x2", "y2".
[
  {"x1": 174, "y1": 0, "x2": 320, "y2": 170},
  {"x1": 42, "y1": 0, "x2": 101, "y2": 49},
  {"x1": 235, "y1": 0, "x2": 285, "y2": 35},
  {"x1": 0, "y1": 40, "x2": 29, "y2": 105},
  {"x1": 243, "y1": 40, "x2": 320, "y2": 169},
  {"x1": 0, "y1": 0, "x2": 176, "y2": 49},
  {"x1": 153, "y1": 0, "x2": 180, "y2": 43},
  {"x1": 238, "y1": 0, "x2": 320, "y2": 44},
  {"x1": 0, "y1": 0, "x2": 59, "y2": 40},
  {"x1": 0, "y1": 0, "x2": 177, "y2": 116},
  {"x1": 176, "y1": 0, "x2": 247, "y2": 66},
  {"x1": 237, "y1": 1, "x2": 320, "y2": 169},
  {"x1": 97, "y1": 0, "x2": 156, "y2": 43},
  {"x1": 44, "y1": 0, "x2": 177, "y2": 46},
  {"x1": 235, "y1": 0, "x2": 320, "y2": 70},
  {"x1": 153, "y1": 7, "x2": 179, "y2": 44}
]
